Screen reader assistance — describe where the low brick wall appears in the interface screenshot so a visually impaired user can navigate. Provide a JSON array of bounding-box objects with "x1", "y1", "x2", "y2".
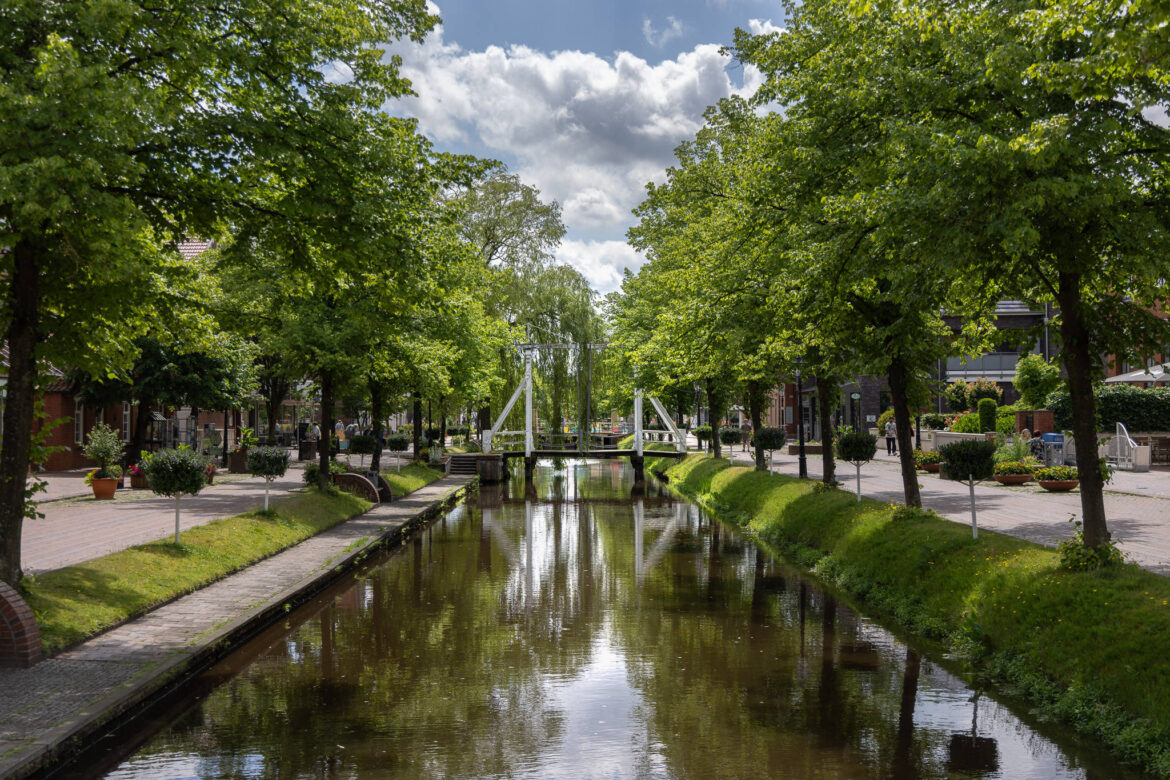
[{"x1": 0, "y1": 581, "x2": 43, "y2": 668}]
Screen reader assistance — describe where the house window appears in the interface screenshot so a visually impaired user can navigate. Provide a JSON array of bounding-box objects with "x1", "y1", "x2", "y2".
[
  {"x1": 122, "y1": 403, "x2": 132, "y2": 442},
  {"x1": 74, "y1": 400, "x2": 85, "y2": 445}
]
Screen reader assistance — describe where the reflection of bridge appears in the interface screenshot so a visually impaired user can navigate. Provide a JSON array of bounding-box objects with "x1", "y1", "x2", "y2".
[{"x1": 481, "y1": 343, "x2": 688, "y2": 480}]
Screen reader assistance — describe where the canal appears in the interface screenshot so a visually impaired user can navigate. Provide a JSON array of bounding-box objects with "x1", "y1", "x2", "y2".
[{"x1": 62, "y1": 460, "x2": 1137, "y2": 778}]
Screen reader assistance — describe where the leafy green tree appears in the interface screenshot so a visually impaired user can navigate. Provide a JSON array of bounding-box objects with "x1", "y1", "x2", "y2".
[
  {"x1": 0, "y1": 0, "x2": 439, "y2": 585},
  {"x1": 1014, "y1": 355, "x2": 1061, "y2": 410},
  {"x1": 142, "y1": 447, "x2": 209, "y2": 544},
  {"x1": 247, "y1": 446, "x2": 290, "y2": 512}
]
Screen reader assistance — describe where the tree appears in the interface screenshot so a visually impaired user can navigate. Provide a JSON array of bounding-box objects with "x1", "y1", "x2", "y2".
[
  {"x1": 0, "y1": 0, "x2": 439, "y2": 585},
  {"x1": 248, "y1": 446, "x2": 290, "y2": 513},
  {"x1": 939, "y1": 440, "x2": 996, "y2": 539},
  {"x1": 1014, "y1": 355, "x2": 1061, "y2": 410},
  {"x1": 142, "y1": 447, "x2": 209, "y2": 544},
  {"x1": 837, "y1": 431, "x2": 877, "y2": 503}
]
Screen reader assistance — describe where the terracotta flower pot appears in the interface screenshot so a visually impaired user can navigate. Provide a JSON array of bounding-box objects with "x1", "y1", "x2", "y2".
[
  {"x1": 921, "y1": 463, "x2": 941, "y2": 473},
  {"x1": 1038, "y1": 479, "x2": 1079, "y2": 492},
  {"x1": 994, "y1": 473, "x2": 1032, "y2": 485},
  {"x1": 90, "y1": 477, "x2": 117, "y2": 500}
]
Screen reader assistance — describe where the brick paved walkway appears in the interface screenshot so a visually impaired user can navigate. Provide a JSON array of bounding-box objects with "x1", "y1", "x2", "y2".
[
  {"x1": 21, "y1": 469, "x2": 310, "y2": 573},
  {"x1": 720, "y1": 448, "x2": 1170, "y2": 576},
  {"x1": 0, "y1": 476, "x2": 470, "y2": 780}
]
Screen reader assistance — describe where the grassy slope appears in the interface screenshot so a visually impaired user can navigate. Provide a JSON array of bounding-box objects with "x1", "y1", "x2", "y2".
[
  {"x1": 381, "y1": 462, "x2": 445, "y2": 495},
  {"x1": 658, "y1": 453, "x2": 1170, "y2": 777}
]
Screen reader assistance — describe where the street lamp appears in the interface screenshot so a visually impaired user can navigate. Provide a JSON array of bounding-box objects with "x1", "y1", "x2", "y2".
[{"x1": 794, "y1": 362, "x2": 808, "y2": 479}]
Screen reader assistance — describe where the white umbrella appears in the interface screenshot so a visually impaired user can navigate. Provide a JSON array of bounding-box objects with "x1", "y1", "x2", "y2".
[{"x1": 1105, "y1": 363, "x2": 1170, "y2": 384}]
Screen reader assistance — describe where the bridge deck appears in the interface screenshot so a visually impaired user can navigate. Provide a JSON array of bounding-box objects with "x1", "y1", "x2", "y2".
[{"x1": 497, "y1": 449, "x2": 685, "y2": 460}]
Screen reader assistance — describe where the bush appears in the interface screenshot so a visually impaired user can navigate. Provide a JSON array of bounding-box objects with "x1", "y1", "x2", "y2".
[
  {"x1": 945, "y1": 379, "x2": 971, "y2": 412},
  {"x1": 994, "y1": 460, "x2": 1038, "y2": 475},
  {"x1": 142, "y1": 446, "x2": 208, "y2": 497},
  {"x1": 693, "y1": 425, "x2": 712, "y2": 442},
  {"x1": 1015, "y1": 354, "x2": 1061, "y2": 409},
  {"x1": 426, "y1": 426, "x2": 442, "y2": 442},
  {"x1": 969, "y1": 377, "x2": 1002, "y2": 405},
  {"x1": 247, "y1": 446, "x2": 290, "y2": 478},
  {"x1": 876, "y1": 408, "x2": 895, "y2": 429},
  {"x1": 920, "y1": 413, "x2": 948, "y2": 430},
  {"x1": 755, "y1": 427, "x2": 787, "y2": 452},
  {"x1": 978, "y1": 398, "x2": 998, "y2": 432},
  {"x1": 836, "y1": 430, "x2": 877, "y2": 464},
  {"x1": 384, "y1": 432, "x2": 410, "y2": 453},
  {"x1": 303, "y1": 458, "x2": 348, "y2": 486},
  {"x1": 1035, "y1": 465, "x2": 1078, "y2": 481},
  {"x1": 993, "y1": 435, "x2": 1031, "y2": 462},
  {"x1": 949, "y1": 411, "x2": 980, "y2": 433},
  {"x1": 1058, "y1": 519, "x2": 1123, "y2": 571},
  {"x1": 718, "y1": 427, "x2": 742, "y2": 445},
  {"x1": 82, "y1": 422, "x2": 124, "y2": 479},
  {"x1": 1047, "y1": 384, "x2": 1170, "y2": 432},
  {"x1": 914, "y1": 449, "x2": 942, "y2": 467},
  {"x1": 348, "y1": 434, "x2": 376, "y2": 455},
  {"x1": 938, "y1": 439, "x2": 995, "y2": 481}
]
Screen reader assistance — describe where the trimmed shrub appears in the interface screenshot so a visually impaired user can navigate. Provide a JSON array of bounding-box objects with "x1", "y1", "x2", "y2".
[
  {"x1": 385, "y1": 432, "x2": 411, "y2": 453},
  {"x1": 978, "y1": 398, "x2": 998, "y2": 432},
  {"x1": 969, "y1": 377, "x2": 1003, "y2": 405},
  {"x1": 248, "y1": 446, "x2": 290, "y2": 511},
  {"x1": 755, "y1": 427, "x2": 787, "y2": 452},
  {"x1": 877, "y1": 408, "x2": 895, "y2": 429},
  {"x1": 939, "y1": 439, "x2": 995, "y2": 482},
  {"x1": 836, "y1": 430, "x2": 877, "y2": 465},
  {"x1": 142, "y1": 446, "x2": 209, "y2": 543},
  {"x1": 693, "y1": 425, "x2": 712, "y2": 442},
  {"x1": 303, "y1": 458, "x2": 347, "y2": 486},
  {"x1": 920, "y1": 413, "x2": 948, "y2": 430},
  {"x1": 348, "y1": 434, "x2": 376, "y2": 467},
  {"x1": 945, "y1": 379, "x2": 971, "y2": 412},
  {"x1": 949, "y1": 411, "x2": 980, "y2": 433},
  {"x1": 718, "y1": 427, "x2": 742, "y2": 445}
]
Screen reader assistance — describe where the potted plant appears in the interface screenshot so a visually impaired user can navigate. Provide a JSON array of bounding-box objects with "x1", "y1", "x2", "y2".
[
  {"x1": 205, "y1": 461, "x2": 218, "y2": 484},
  {"x1": 837, "y1": 430, "x2": 877, "y2": 502},
  {"x1": 993, "y1": 459, "x2": 1037, "y2": 485},
  {"x1": 141, "y1": 446, "x2": 210, "y2": 544},
  {"x1": 914, "y1": 449, "x2": 942, "y2": 473},
  {"x1": 82, "y1": 422, "x2": 124, "y2": 499},
  {"x1": 939, "y1": 439, "x2": 996, "y2": 538},
  {"x1": 128, "y1": 461, "x2": 150, "y2": 490},
  {"x1": 1035, "y1": 465, "x2": 1080, "y2": 492},
  {"x1": 228, "y1": 426, "x2": 259, "y2": 473},
  {"x1": 248, "y1": 445, "x2": 290, "y2": 511}
]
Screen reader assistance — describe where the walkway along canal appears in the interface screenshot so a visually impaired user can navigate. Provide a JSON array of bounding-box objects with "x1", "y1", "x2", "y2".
[{"x1": 51, "y1": 460, "x2": 1141, "y2": 779}]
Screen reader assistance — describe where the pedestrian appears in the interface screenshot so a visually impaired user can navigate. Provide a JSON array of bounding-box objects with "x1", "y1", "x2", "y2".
[
  {"x1": 312, "y1": 422, "x2": 321, "y2": 441},
  {"x1": 884, "y1": 418, "x2": 898, "y2": 455}
]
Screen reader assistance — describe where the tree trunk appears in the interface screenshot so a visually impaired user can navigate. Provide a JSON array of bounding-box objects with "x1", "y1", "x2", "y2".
[
  {"x1": 439, "y1": 397, "x2": 447, "y2": 445},
  {"x1": 706, "y1": 378, "x2": 723, "y2": 459},
  {"x1": 0, "y1": 240, "x2": 38, "y2": 585},
  {"x1": 412, "y1": 391, "x2": 423, "y2": 459},
  {"x1": 478, "y1": 402, "x2": 491, "y2": 438},
  {"x1": 263, "y1": 374, "x2": 288, "y2": 443},
  {"x1": 318, "y1": 372, "x2": 335, "y2": 491},
  {"x1": 887, "y1": 356, "x2": 922, "y2": 507},
  {"x1": 749, "y1": 380, "x2": 766, "y2": 471},
  {"x1": 131, "y1": 399, "x2": 153, "y2": 459},
  {"x1": 817, "y1": 375, "x2": 838, "y2": 486},
  {"x1": 1058, "y1": 271, "x2": 1109, "y2": 548},
  {"x1": 369, "y1": 378, "x2": 385, "y2": 474}
]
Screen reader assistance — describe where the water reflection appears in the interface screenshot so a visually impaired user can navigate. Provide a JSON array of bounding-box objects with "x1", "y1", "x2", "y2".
[{"x1": 87, "y1": 460, "x2": 1137, "y2": 779}]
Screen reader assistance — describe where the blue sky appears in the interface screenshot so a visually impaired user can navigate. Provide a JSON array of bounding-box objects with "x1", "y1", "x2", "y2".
[{"x1": 388, "y1": 1, "x2": 785, "y2": 293}]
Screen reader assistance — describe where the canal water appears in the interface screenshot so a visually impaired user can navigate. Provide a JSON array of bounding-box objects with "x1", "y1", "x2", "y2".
[{"x1": 68, "y1": 460, "x2": 1137, "y2": 779}]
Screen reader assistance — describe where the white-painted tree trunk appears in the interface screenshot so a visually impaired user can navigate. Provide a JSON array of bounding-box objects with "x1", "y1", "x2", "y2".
[
  {"x1": 855, "y1": 464, "x2": 862, "y2": 502},
  {"x1": 968, "y1": 479, "x2": 978, "y2": 539},
  {"x1": 174, "y1": 496, "x2": 181, "y2": 544},
  {"x1": 264, "y1": 476, "x2": 270, "y2": 512}
]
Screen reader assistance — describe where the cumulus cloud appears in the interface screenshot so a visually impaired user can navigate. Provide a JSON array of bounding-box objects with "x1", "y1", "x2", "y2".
[
  {"x1": 642, "y1": 16, "x2": 684, "y2": 48},
  {"x1": 386, "y1": 13, "x2": 761, "y2": 292},
  {"x1": 747, "y1": 18, "x2": 783, "y2": 35},
  {"x1": 556, "y1": 240, "x2": 645, "y2": 293}
]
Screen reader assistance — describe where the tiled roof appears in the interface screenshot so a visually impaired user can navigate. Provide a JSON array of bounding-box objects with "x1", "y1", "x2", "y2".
[{"x1": 177, "y1": 239, "x2": 217, "y2": 259}]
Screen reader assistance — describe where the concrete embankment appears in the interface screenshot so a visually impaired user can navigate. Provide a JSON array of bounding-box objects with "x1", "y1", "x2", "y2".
[{"x1": 0, "y1": 476, "x2": 473, "y2": 780}]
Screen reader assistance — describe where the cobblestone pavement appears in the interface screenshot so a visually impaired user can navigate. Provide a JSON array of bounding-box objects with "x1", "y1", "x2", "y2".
[
  {"x1": 0, "y1": 476, "x2": 470, "y2": 779},
  {"x1": 718, "y1": 447, "x2": 1170, "y2": 576},
  {"x1": 21, "y1": 468, "x2": 310, "y2": 574}
]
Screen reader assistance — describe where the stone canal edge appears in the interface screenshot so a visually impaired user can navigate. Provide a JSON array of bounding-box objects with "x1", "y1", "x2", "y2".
[{"x1": 0, "y1": 475, "x2": 475, "y2": 780}]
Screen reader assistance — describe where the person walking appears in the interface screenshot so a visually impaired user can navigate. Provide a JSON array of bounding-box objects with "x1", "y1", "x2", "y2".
[{"x1": 884, "y1": 418, "x2": 898, "y2": 455}]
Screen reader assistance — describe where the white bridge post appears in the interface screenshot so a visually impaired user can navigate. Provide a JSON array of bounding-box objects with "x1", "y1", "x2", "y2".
[
  {"x1": 634, "y1": 389, "x2": 644, "y2": 456},
  {"x1": 524, "y1": 346, "x2": 534, "y2": 458}
]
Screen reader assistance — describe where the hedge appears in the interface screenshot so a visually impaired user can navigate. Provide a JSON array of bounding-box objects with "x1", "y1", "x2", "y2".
[{"x1": 1046, "y1": 384, "x2": 1170, "y2": 432}]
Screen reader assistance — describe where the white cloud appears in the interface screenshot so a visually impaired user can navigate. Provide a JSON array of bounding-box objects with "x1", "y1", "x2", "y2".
[
  {"x1": 556, "y1": 240, "x2": 645, "y2": 293},
  {"x1": 386, "y1": 14, "x2": 763, "y2": 292},
  {"x1": 747, "y1": 18, "x2": 783, "y2": 35},
  {"x1": 642, "y1": 16, "x2": 684, "y2": 49}
]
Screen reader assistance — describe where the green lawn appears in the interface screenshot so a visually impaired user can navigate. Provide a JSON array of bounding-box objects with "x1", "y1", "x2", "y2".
[
  {"x1": 382, "y1": 462, "x2": 445, "y2": 495},
  {"x1": 660, "y1": 453, "x2": 1170, "y2": 778}
]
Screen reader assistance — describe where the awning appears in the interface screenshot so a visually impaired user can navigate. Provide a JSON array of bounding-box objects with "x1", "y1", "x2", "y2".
[{"x1": 1105, "y1": 363, "x2": 1170, "y2": 384}]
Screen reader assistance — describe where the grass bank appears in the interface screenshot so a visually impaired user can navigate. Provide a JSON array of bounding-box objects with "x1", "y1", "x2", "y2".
[
  {"x1": 23, "y1": 489, "x2": 370, "y2": 653},
  {"x1": 654, "y1": 453, "x2": 1170, "y2": 778},
  {"x1": 381, "y1": 462, "x2": 444, "y2": 495}
]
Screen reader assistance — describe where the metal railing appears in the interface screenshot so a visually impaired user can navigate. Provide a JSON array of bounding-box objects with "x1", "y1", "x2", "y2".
[{"x1": 1107, "y1": 422, "x2": 1138, "y2": 470}]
